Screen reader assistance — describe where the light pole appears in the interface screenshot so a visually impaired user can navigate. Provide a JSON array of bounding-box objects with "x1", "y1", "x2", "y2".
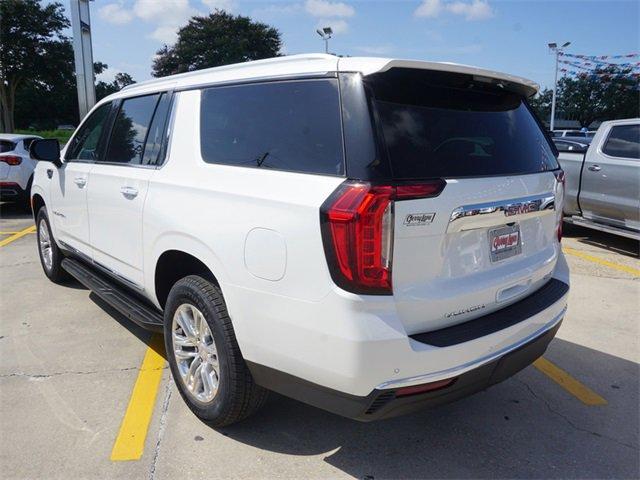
[
  {"x1": 316, "y1": 27, "x2": 333, "y2": 54},
  {"x1": 548, "y1": 41, "x2": 571, "y2": 132},
  {"x1": 70, "y1": 0, "x2": 96, "y2": 120}
]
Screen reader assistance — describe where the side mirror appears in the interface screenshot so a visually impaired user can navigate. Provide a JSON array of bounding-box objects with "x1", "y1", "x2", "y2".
[{"x1": 30, "y1": 139, "x2": 62, "y2": 167}]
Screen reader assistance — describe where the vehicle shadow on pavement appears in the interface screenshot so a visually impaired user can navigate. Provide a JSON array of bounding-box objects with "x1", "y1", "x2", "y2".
[
  {"x1": 564, "y1": 223, "x2": 639, "y2": 258},
  {"x1": 89, "y1": 292, "x2": 165, "y2": 355},
  {"x1": 0, "y1": 202, "x2": 32, "y2": 220},
  {"x1": 216, "y1": 339, "x2": 638, "y2": 479}
]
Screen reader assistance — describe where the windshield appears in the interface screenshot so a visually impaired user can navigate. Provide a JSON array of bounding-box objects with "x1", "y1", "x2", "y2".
[{"x1": 365, "y1": 68, "x2": 559, "y2": 179}]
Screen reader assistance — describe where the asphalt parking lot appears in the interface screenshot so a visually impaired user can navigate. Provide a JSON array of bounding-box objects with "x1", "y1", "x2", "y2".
[{"x1": 1, "y1": 203, "x2": 638, "y2": 480}]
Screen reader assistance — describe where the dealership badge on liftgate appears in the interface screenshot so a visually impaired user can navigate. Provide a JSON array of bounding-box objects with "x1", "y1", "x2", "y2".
[{"x1": 404, "y1": 212, "x2": 436, "y2": 226}]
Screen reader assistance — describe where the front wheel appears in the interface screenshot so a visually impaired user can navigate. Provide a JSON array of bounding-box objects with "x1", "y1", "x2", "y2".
[
  {"x1": 36, "y1": 207, "x2": 68, "y2": 283},
  {"x1": 164, "y1": 275, "x2": 268, "y2": 426}
]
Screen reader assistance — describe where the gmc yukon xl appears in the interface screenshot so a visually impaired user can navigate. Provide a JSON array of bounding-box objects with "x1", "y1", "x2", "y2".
[{"x1": 29, "y1": 54, "x2": 570, "y2": 426}]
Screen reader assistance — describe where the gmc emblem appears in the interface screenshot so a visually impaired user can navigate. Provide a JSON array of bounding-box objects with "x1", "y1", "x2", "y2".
[{"x1": 504, "y1": 200, "x2": 541, "y2": 217}]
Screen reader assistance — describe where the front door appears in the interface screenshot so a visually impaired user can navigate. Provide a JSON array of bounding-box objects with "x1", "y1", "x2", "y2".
[{"x1": 50, "y1": 102, "x2": 112, "y2": 255}]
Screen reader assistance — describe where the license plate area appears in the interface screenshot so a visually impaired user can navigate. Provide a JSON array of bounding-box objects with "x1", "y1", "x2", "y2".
[{"x1": 489, "y1": 224, "x2": 522, "y2": 262}]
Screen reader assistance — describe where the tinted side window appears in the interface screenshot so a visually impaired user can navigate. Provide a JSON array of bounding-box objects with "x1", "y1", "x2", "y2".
[
  {"x1": 602, "y1": 125, "x2": 640, "y2": 160},
  {"x1": 66, "y1": 103, "x2": 112, "y2": 160},
  {"x1": 142, "y1": 93, "x2": 172, "y2": 166},
  {"x1": 104, "y1": 94, "x2": 159, "y2": 165},
  {"x1": 200, "y1": 79, "x2": 344, "y2": 176}
]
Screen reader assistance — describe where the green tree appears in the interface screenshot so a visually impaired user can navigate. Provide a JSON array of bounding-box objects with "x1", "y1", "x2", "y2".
[
  {"x1": 529, "y1": 88, "x2": 553, "y2": 126},
  {"x1": 0, "y1": 0, "x2": 70, "y2": 132},
  {"x1": 13, "y1": 37, "x2": 78, "y2": 130},
  {"x1": 557, "y1": 67, "x2": 639, "y2": 127},
  {"x1": 95, "y1": 62, "x2": 136, "y2": 101},
  {"x1": 152, "y1": 11, "x2": 282, "y2": 78}
]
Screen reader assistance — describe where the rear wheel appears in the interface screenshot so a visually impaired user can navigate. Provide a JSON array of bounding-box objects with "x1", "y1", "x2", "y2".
[
  {"x1": 36, "y1": 207, "x2": 68, "y2": 282},
  {"x1": 164, "y1": 275, "x2": 268, "y2": 426}
]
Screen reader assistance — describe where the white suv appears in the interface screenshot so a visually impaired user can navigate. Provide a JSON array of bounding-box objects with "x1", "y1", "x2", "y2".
[
  {"x1": 0, "y1": 134, "x2": 42, "y2": 208},
  {"x1": 29, "y1": 54, "x2": 570, "y2": 426}
]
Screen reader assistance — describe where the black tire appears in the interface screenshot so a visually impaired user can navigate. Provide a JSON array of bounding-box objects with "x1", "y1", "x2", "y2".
[
  {"x1": 35, "y1": 207, "x2": 68, "y2": 283},
  {"x1": 164, "y1": 275, "x2": 268, "y2": 427}
]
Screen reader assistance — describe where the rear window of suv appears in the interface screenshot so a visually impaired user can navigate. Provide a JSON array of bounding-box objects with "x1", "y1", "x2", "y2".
[
  {"x1": 365, "y1": 68, "x2": 558, "y2": 179},
  {"x1": 0, "y1": 141, "x2": 15, "y2": 153},
  {"x1": 200, "y1": 79, "x2": 344, "y2": 176}
]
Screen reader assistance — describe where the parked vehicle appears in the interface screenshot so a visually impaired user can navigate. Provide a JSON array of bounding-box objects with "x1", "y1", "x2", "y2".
[
  {"x1": 0, "y1": 134, "x2": 42, "y2": 208},
  {"x1": 29, "y1": 54, "x2": 570, "y2": 425},
  {"x1": 552, "y1": 129, "x2": 595, "y2": 139},
  {"x1": 553, "y1": 138, "x2": 591, "y2": 153},
  {"x1": 556, "y1": 118, "x2": 639, "y2": 240}
]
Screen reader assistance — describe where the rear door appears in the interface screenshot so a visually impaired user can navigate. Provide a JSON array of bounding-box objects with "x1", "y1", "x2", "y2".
[
  {"x1": 580, "y1": 123, "x2": 640, "y2": 230},
  {"x1": 50, "y1": 102, "x2": 112, "y2": 255},
  {"x1": 360, "y1": 69, "x2": 562, "y2": 334},
  {"x1": 87, "y1": 92, "x2": 172, "y2": 289}
]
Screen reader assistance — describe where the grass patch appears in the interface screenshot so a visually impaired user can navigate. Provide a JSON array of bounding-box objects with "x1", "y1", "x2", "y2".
[{"x1": 15, "y1": 129, "x2": 74, "y2": 144}]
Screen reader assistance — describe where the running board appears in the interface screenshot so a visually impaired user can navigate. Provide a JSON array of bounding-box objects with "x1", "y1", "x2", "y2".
[
  {"x1": 61, "y1": 257, "x2": 164, "y2": 332},
  {"x1": 565, "y1": 216, "x2": 640, "y2": 241}
]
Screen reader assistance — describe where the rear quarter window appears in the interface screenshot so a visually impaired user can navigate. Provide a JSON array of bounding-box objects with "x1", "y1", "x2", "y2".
[
  {"x1": 200, "y1": 79, "x2": 344, "y2": 176},
  {"x1": 365, "y1": 69, "x2": 558, "y2": 179}
]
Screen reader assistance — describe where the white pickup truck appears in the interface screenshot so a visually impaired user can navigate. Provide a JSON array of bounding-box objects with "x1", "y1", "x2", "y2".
[{"x1": 556, "y1": 118, "x2": 640, "y2": 240}]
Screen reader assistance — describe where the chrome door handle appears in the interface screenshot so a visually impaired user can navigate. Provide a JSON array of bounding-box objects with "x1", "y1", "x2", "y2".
[
  {"x1": 588, "y1": 165, "x2": 601, "y2": 172},
  {"x1": 74, "y1": 177, "x2": 87, "y2": 188},
  {"x1": 120, "y1": 186, "x2": 138, "y2": 199}
]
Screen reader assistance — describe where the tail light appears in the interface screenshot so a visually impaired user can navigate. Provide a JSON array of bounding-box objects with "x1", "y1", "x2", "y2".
[
  {"x1": 320, "y1": 179, "x2": 446, "y2": 295},
  {"x1": 553, "y1": 170, "x2": 565, "y2": 242},
  {"x1": 0, "y1": 155, "x2": 22, "y2": 166}
]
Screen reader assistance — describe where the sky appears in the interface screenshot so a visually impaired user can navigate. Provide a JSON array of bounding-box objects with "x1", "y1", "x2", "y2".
[{"x1": 75, "y1": 0, "x2": 639, "y2": 90}]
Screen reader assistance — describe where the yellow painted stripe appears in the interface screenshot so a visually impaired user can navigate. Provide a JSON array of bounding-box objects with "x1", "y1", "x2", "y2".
[
  {"x1": 0, "y1": 231, "x2": 22, "y2": 235},
  {"x1": 0, "y1": 225, "x2": 35, "y2": 247},
  {"x1": 111, "y1": 334, "x2": 166, "y2": 461},
  {"x1": 563, "y1": 246, "x2": 640, "y2": 277},
  {"x1": 534, "y1": 357, "x2": 607, "y2": 406}
]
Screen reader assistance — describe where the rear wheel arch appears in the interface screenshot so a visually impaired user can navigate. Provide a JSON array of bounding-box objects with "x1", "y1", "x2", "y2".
[{"x1": 154, "y1": 250, "x2": 221, "y2": 310}]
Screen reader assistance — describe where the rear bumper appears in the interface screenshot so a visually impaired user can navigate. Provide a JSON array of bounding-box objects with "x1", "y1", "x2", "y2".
[
  {"x1": 0, "y1": 182, "x2": 26, "y2": 200},
  {"x1": 248, "y1": 320, "x2": 561, "y2": 421}
]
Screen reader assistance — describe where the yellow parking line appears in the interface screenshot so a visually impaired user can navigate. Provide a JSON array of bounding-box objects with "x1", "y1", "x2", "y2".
[
  {"x1": 534, "y1": 357, "x2": 607, "y2": 406},
  {"x1": 0, "y1": 231, "x2": 22, "y2": 235},
  {"x1": 0, "y1": 225, "x2": 36, "y2": 247},
  {"x1": 563, "y1": 247, "x2": 640, "y2": 277},
  {"x1": 111, "y1": 334, "x2": 166, "y2": 462}
]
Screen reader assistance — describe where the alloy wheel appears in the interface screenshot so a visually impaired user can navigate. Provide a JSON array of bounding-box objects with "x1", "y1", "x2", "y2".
[{"x1": 171, "y1": 303, "x2": 220, "y2": 403}]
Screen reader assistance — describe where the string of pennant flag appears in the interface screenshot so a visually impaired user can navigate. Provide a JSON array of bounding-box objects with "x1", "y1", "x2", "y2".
[
  {"x1": 559, "y1": 69, "x2": 640, "y2": 79},
  {"x1": 559, "y1": 59, "x2": 640, "y2": 70},
  {"x1": 559, "y1": 52, "x2": 638, "y2": 60},
  {"x1": 555, "y1": 51, "x2": 640, "y2": 89}
]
